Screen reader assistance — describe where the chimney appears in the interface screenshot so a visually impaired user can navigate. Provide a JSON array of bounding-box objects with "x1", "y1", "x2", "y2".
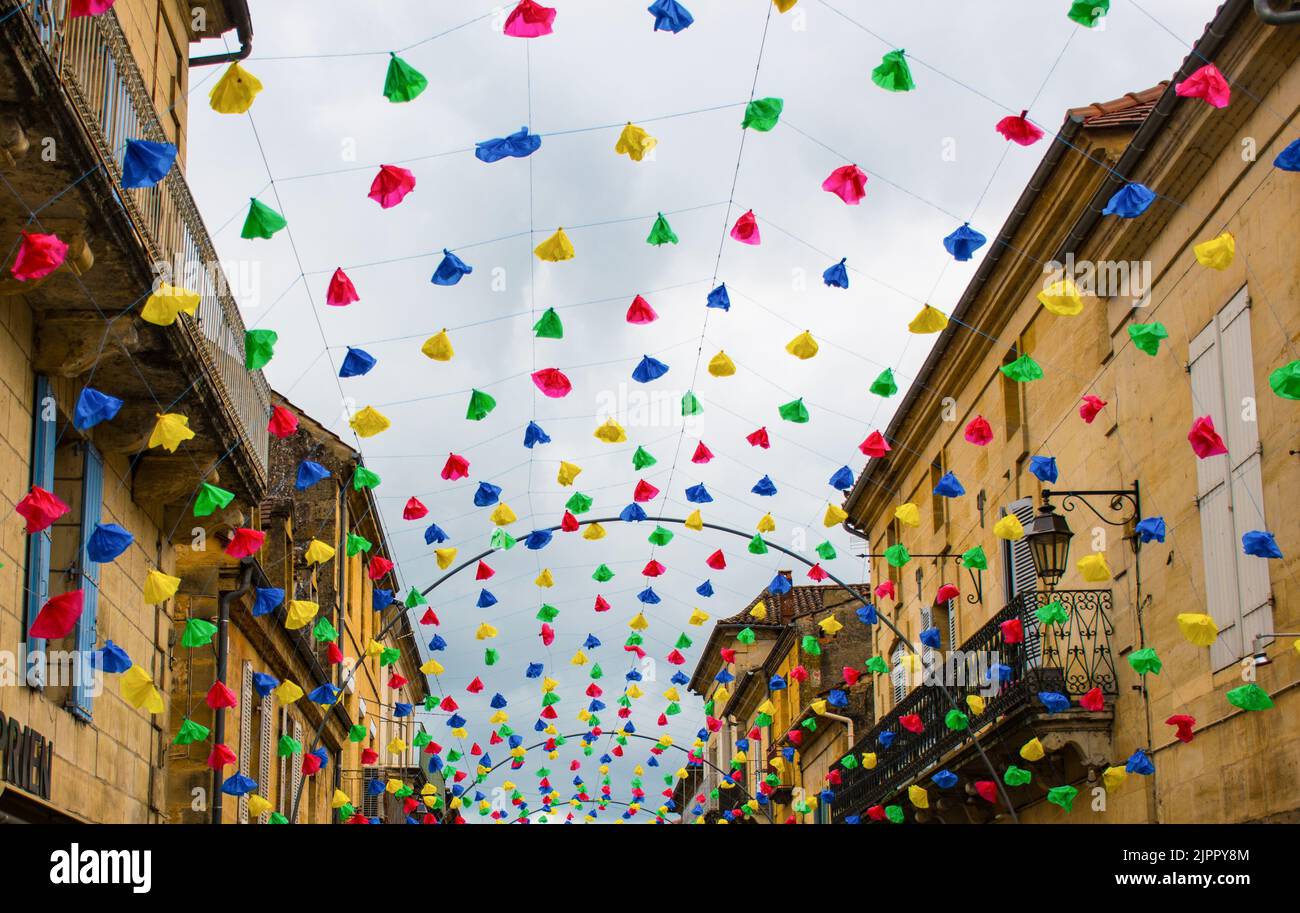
[{"x1": 778, "y1": 570, "x2": 793, "y2": 622}]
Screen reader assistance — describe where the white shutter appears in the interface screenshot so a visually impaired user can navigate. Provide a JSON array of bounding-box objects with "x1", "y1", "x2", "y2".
[
  {"x1": 278, "y1": 708, "x2": 288, "y2": 817},
  {"x1": 1191, "y1": 288, "x2": 1272, "y2": 670},
  {"x1": 238, "y1": 662, "x2": 253, "y2": 824},
  {"x1": 290, "y1": 719, "x2": 304, "y2": 822},
  {"x1": 1002, "y1": 498, "x2": 1042, "y2": 668},
  {"x1": 946, "y1": 598, "x2": 958, "y2": 649},
  {"x1": 258, "y1": 696, "x2": 274, "y2": 824},
  {"x1": 890, "y1": 645, "x2": 907, "y2": 703},
  {"x1": 919, "y1": 604, "x2": 934, "y2": 665}
]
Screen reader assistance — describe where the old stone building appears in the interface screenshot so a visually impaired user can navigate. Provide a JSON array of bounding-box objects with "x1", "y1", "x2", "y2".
[{"x1": 838, "y1": 0, "x2": 1299, "y2": 824}]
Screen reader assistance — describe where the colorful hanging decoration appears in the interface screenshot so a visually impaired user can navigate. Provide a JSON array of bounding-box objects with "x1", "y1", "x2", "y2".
[
  {"x1": 646, "y1": 212, "x2": 679, "y2": 245},
  {"x1": 241, "y1": 198, "x2": 287, "y2": 239},
  {"x1": 383, "y1": 53, "x2": 428, "y2": 103},
  {"x1": 1175, "y1": 63, "x2": 1231, "y2": 109},
  {"x1": 730, "y1": 210, "x2": 761, "y2": 245},
  {"x1": 822, "y1": 164, "x2": 868, "y2": 205},
  {"x1": 503, "y1": 1, "x2": 556, "y2": 38},
  {"x1": 149, "y1": 413, "x2": 195, "y2": 452},
  {"x1": 1102, "y1": 182, "x2": 1156, "y2": 218},
  {"x1": 872, "y1": 50, "x2": 915, "y2": 92},
  {"x1": 943, "y1": 223, "x2": 987, "y2": 261},
  {"x1": 1193, "y1": 231, "x2": 1236, "y2": 270},
  {"x1": 742, "y1": 97, "x2": 784, "y2": 131},
  {"x1": 648, "y1": 0, "x2": 694, "y2": 33},
  {"x1": 10, "y1": 231, "x2": 68, "y2": 281},
  {"x1": 1067, "y1": 0, "x2": 1109, "y2": 27},
  {"x1": 535, "y1": 228, "x2": 576, "y2": 262},
  {"x1": 121, "y1": 139, "x2": 179, "y2": 189},
  {"x1": 908, "y1": 304, "x2": 949, "y2": 334},
  {"x1": 209, "y1": 62, "x2": 262, "y2": 114},
  {"x1": 368, "y1": 164, "x2": 417, "y2": 208},
  {"x1": 476, "y1": 127, "x2": 542, "y2": 163},
  {"x1": 995, "y1": 111, "x2": 1044, "y2": 146}
]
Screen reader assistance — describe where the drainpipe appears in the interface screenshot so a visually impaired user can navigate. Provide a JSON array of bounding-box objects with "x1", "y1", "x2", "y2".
[
  {"x1": 819, "y1": 711, "x2": 855, "y2": 748},
  {"x1": 189, "y1": 0, "x2": 254, "y2": 67},
  {"x1": 1254, "y1": 0, "x2": 1300, "y2": 25},
  {"x1": 210, "y1": 557, "x2": 257, "y2": 824}
]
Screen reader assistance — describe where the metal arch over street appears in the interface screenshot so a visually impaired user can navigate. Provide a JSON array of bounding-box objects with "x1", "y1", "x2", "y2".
[{"x1": 290, "y1": 515, "x2": 1022, "y2": 824}]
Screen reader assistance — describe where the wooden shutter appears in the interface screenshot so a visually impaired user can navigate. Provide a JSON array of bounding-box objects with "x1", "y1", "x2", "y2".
[
  {"x1": 278, "y1": 708, "x2": 289, "y2": 817},
  {"x1": 946, "y1": 598, "x2": 958, "y2": 650},
  {"x1": 290, "y1": 719, "x2": 304, "y2": 822},
  {"x1": 71, "y1": 443, "x2": 103, "y2": 720},
  {"x1": 258, "y1": 695, "x2": 274, "y2": 823},
  {"x1": 238, "y1": 661, "x2": 253, "y2": 823},
  {"x1": 25, "y1": 375, "x2": 56, "y2": 683},
  {"x1": 1000, "y1": 498, "x2": 1041, "y2": 669}
]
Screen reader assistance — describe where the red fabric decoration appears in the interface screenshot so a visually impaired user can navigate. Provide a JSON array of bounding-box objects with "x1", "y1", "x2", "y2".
[
  {"x1": 1175, "y1": 63, "x2": 1230, "y2": 109},
  {"x1": 964, "y1": 415, "x2": 993, "y2": 446},
  {"x1": 625, "y1": 294, "x2": 658, "y2": 324},
  {"x1": 440, "y1": 696, "x2": 459, "y2": 712},
  {"x1": 1166, "y1": 714, "x2": 1196, "y2": 743},
  {"x1": 642, "y1": 559, "x2": 665, "y2": 577},
  {"x1": 974, "y1": 780, "x2": 998, "y2": 803},
  {"x1": 10, "y1": 231, "x2": 68, "y2": 281},
  {"x1": 368, "y1": 556, "x2": 394, "y2": 580},
  {"x1": 720, "y1": 648, "x2": 736, "y2": 663},
  {"x1": 1188, "y1": 415, "x2": 1228, "y2": 459},
  {"x1": 706, "y1": 716, "x2": 722, "y2": 732},
  {"x1": 789, "y1": 665, "x2": 809, "y2": 682},
  {"x1": 1000, "y1": 618, "x2": 1024, "y2": 644},
  {"x1": 843, "y1": 666, "x2": 861, "y2": 686},
  {"x1": 821, "y1": 164, "x2": 868, "y2": 205},
  {"x1": 935, "y1": 583, "x2": 960, "y2": 603},
  {"x1": 531, "y1": 368, "x2": 572, "y2": 398},
  {"x1": 388, "y1": 673, "x2": 408, "y2": 689},
  {"x1": 995, "y1": 110, "x2": 1044, "y2": 146},
  {"x1": 594, "y1": 595, "x2": 610, "y2": 612},
  {"x1": 15, "y1": 485, "x2": 70, "y2": 534},
  {"x1": 503, "y1": 0, "x2": 556, "y2": 38},
  {"x1": 875, "y1": 580, "x2": 896, "y2": 600},
  {"x1": 419, "y1": 608, "x2": 439, "y2": 625},
  {"x1": 361, "y1": 748, "x2": 379, "y2": 764},
  {"x1": 206, "y1": 680, "x2": 238, "y2": 710},
  {"x1": 633, "y1": 479, "x2": 660, "y2": 502},
  {"x1": 301, "y1": 753, "x2": 323, "y2": 776},
  {"x1": 746, "y1": 426, "x2": 770, "y2": 449},
  {"x1": 666, "y1": 649, "x2": 685, "y2": 665},
  {"x1": 705, "y1": 550, "x2": 727, "y2": 570},
  {"x1": 540, "y1": 623, "x2": 555, "y2": 646},
  {"x1": 441, "y1": 453, "x2": 469, "y2": 480},
  {"x1": 326, "y1": 267, "x2": 359, "y2": 306},
  {"x1": 859, "y1": 430, "x2": 891, "y2": 458},
  {"x1": 29, "y1": 590, "x2": 84, "y2": 639},
  {"x1": 807, "y1": 563, "x2": 828, "y2": 582},
  {"x1": 225, "y1": 527, "x2": 265, "y2": 558},
  {"x1": 403, "y1": 497, "x2": 428, "y2": 520},
  {"x1": 368, "y1": 164, "x2": 416, "y2": 208},
  {"x1": 899, "y1": 713, "x2": 924, "y2": 734},
  {"x1": 206, "y1": 743, "x2": 237, "y2": 770},
  {"x1": 691, "y1": 441, "x2": 714, "y2": 463},
  {"x1": 475, "y1": 561, "x2": 494, "y2": 580},
  {"x1": 466, "y1": 677, "x2": 484, "y2": 694},
  {"x1": 787, "y1": 729, "x2": 803, "y2": 746},
  {"x1": 1079, "y1": 394, "x2": 1107, "y2": 424},
  {"x1": 866, "y1": 805, "x2": 887, "y2": 821},
  {"x1": 268, "y1": 405, "x2": 299, "y2": 438},
  {"x1": 560, "y1": 510, "x2": 579, "y2": 532},
  {"x1": 70, "y1": 0, "x2": 116, "y2": 16},
  {"x1": 1079, "y1": 686, "x2": 1105, "y2": 711},
  {"x1": 327, "y1": 642, "x2": 343, "y2": 664},
  {"x1": 730, "y1": 209, "x2": 761, "y2": 245}
]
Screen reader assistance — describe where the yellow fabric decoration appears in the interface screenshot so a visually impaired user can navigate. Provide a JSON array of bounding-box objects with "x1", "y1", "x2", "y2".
[
  {"x1": 435, "y1": 547, "x2": 458, "y2": 570},
  {"x1": 285, "y1": 600, "x2": 319, "y2": 630},
  {"x1": 304, "y1": 539, "x2": 335, "y2": 565},
  {"x1": 993, "y1": 514, "x2": 1024, "y2": 540},
  {"x1": 629, "y1": 612, "x2": 649, "y2": 631},
  {"x1": 1193, "y1": 231, "x2": 1235, "y2": 271},
  {"x1": 349, "y1": 406, "x2": 390, "y2": 438},
  {"x1": 774, "y1": 0, "x2": 798, "y2": 11},
  {"x1": 557, "y1": 461, "x2": 583, "y2": 486},
  {"x1": 570, "y1": 650, "x2": 587, "y2": 666},
  {"x1": 489, "y1": 710, "x2": 508, "y2": 725},
  {"x1": 757, "y1": 513, "x2": 776, "y2": 533},
  {"x1": 1176, "y1": 612, "x2": 1219, "y2": 647},
  {"x1": 386, "y1": 738, "x2": 406, "y2": 755},
  {"x1": 900, "y1": 653, "x2": 922, "y2": 676},
  {"x1": 330, "y1": 789, "x2": 351, "y2": 809},
  {"x1": 209, "y1": 61, "x2": 262, "y2": 114},
  {"x1": 1077, "y1": 552, "x2": 1112, "y2": 582},
  {"x1": 421, "y1": 658, "x2": 444, "y2": 676},
  {"x1": 684, "y1": 509, "x2": 703, "y2": 531},
  {"x1": 755, "y1": 698, "x2": 775, "y2": 716},
  {"x1": 908, "y1": 304, "x2": 949, "y2": 334},
  {"x1": 1037, "y1": 278, "x2": 1085, "y2": 316},
  {"x1": 120, "y1": 665, "x2": 165, "y2": 714},
  {"x1": 149, "y1": 413, "x2": 195, "y2": 452},
  {"x1": 664, "y1": 688, "x2": 681, "y2": 703},
  {"x1": 785, "y1": 331, "x2": 819, "y2": 360},
  {"x1": 810, "y1": 699, "x2": 827, "y2": 715},
  {"x1": 614, "y1": 123, "x2": 658, "y2": 161},
  {"x1": 582, "y1": 522, "x2": 606, "y2": 541},
  {"x1": 534, "y1": 228, "x2": 575, "y2": 262},
  {"x1": 421, "y1": 329, "x2": 454, "y2": 361},
  {"x1": 247, "y1": 794, "x2": 272, "y2": 818},
  {"x1": 273, "y1": 680, "x2": 303, "y2": 704},
  {"x1": 593, "y1": 418, "x2": 626, "y2": 443},
  {"x1": 1020, "y1": 737, "x2": 1045, "y2": 762},
  {"x1": 894, "y1": 502, "x2": 921, "y2": 528},
  {"x1": 824, "y1": 502, "x2": 848, "y2": 527},
  {"x1": 713, "y1": 686, "x2": 729, "y2": 705},
  {"x1": 535, "y1": 568, "x2": 554, "y2": 588},
  {"x1": 688, "y1": 608, "x2": 709, "y2": 626},
  {"x1": 818, "y1": 615, "x2": 843, "y2": 636},
  {"x1": 708, "y1": 351, "x2": 736, "y2": 377},
  {"x1": 475, "y1": 622, "x2": 498, "y2": 640},
  {"x1": 626, "y1": 684, "x2": 643, "y2": 699},
  {"x1": 1102, "y1": 765, "x2": 1127, "y2": 792},
  {"x1": 140, "y1": 284, "x2": 200, "y2": 326},
  {"x1": 364, "y1": 640, "x2": 384, "y2": 659},
  {"x1": 909, "y1": 784, "x2": 929, "y2": 808},
  {"x1": 966, "y1": 694, "x2": 985, "y2": 716},
  {"x1": 143, "y1": 569, "x2": 182, "y2": 604},
  {"x1": 750, "y1": 600, "x2": 767, "y2": 620},
  {"x1": 490, "y1": 502, "x2": 517, "y2": 526},
  {"x1": 861, "y1": 751, "x2": 877, "y2": 769}
]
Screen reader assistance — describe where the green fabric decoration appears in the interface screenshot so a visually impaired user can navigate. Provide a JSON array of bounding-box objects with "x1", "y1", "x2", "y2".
[
  {"x1": 648, "y1": 526, "x2": 674, "y2": 546},
  {"x1": 413, "y1": 731, "x2": 431, "y2": 748},
  {"x1": 872, "y1": 50, "x2": 915, "y2": 92},
  {"x1": 960, "y1": 545, "x2": 987, "y2": 570},
  {"x1": 646, "y1": 212, "x2": 678, "y2": 245},
  {"x1": 592, "y1": 563, "x2": 615, "y2": 582},
  {"x1": 312, "y1": 617, "x2": 338, "y2": 643},
  {"x1": 533, "y1": 307, "x2": 564, "y2": 338},
  {"x1": 1036, "y1": 600, "x2": 1069, "y2": 628},
  {"x1": 632, "y1": 446, "x2": 657, "y2": 470},
  {"x1": 884, "y1": 543, "x2": 911, "y2": 568},
  {"x1": 1269, "y1": 360, "x2": 1300, "y2": 400},
  {"x1": 944, "y1": 709, "x2": 969, "y2": 731},
  {"x1": 346, "y1": 533, "x2": 372, "y2": 556},
  {"x1": 536, "y1": 603, "x2": 559, "y2": 622},
  {"x1": 1067, "y1": 0, "x2": 1110, "y2": 27},
  {"x1": 736, "y1": 628, "x2": 756, "y2": 645},
  {"x1": 666, "y1": 702, "x2": 681, "y2": 717},
  {"x1": 865, "y1": 655, "x2": 889, "y2": 675},
  {"x1": 674, "y1": 633, "x2": 692, "y2": 649},
  {"x1": 267, "y1": 812, "x2": 288, "y2": 824},
  {"x1": 379, "y1": 646, "x2": 400, "y2": 666},
  {"x1": 841, "y1": 754, "x2": 858, "y2": 770},
  {"x1": 383, "y1": 52, "x2": 428, "y2": 102},
  {"x1": 244, "y1": 329, "x2": 277, "y2": 370},
  {"x1": 748, "y1": 534, "x2": 768, "y2": 555},
  {"x1": 682, "y1": 390, "x2": 703, "y2": 417},
  {"x1": 278, "y1": 734, "x2": 302, "y2": 757},
  {"x1": 404, "y1": 587, "x2": 426, "y2": 608},
  {"x1": 466, "y1": 388, "x2": 496, "y2": 421},
  {"x1": 353, "y1": 466, "x2": 381, "y2": 490},
  {"x1": 801, "y1": 635, "x2": 822, "y2": 656},
  {"x1": 173, "y1": 718, "x2": 210, "y2": 745},
  {"x1": 194, "y1": 482, "x2": 235, "y2": 518},
  {"x1": 815, "y1": 540, "x2": 837, "y2": 560},
  {"x1": 778, "y1": 397, "x2": 810, "y2": 423},
  {"x1": 1047, "y1": 784, "x2": 1079, "y2": 812},
  {"x1": 241, "y1": 197, "x2": 287, "y2": 240},
  {"x1": 885, "y1": 804, "x2": 905, "y2": 823},
  {"x1": 742, "y1": 96, "x2": 784, "y2": 131},
  {"x1": 348, "y1": 724, "x2": 366, "y2": 743},
  {"x1": 1000, "y1": 353, "x2": 1044, "y2": 382},
  {"x1": 1226, "y1": 683, "x2": 1273, "y2": 711},
  {"x1": 1128, "y1": 321, "x2": 1168, "y2": 356},
  {"x1": 591, "y1": 664, "x2": 603, "y2": 680},
  {"x1": 180, "y1": 617, "x2": 218, "y2": 648},
  {"x1": 566, "y1": 492, "x2": 593, "y2": 514},
  {"x1": 490, "y1": 528, "x2": 517, "y2": 550},
  {"x1": 1004, "y1": 765, "x2": 1032, "y2": 786},
  {"x1": 753, "y1": 711, "x2": 771, "y2": 726},
  {"x1": 1128, "y1": 647, "x2": 1162, "y2": 675},
  {"x1": 484, "y1": 648, "x2": 498, "y2": 665},
  {"x1": 870, "y1": 368, "x2": 898, "y2": 397}
]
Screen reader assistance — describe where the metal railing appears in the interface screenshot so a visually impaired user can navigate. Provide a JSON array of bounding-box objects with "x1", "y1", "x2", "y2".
[
  {"x1": 831, "y1": 589, "x2": 1116, "y2": 820},
  {"x1": 19, "y1": 0, "x2": 270, "y2": 485}
]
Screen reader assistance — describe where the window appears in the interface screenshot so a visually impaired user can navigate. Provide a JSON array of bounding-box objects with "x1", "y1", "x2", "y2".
[
  {"x1": 1000, "y1": 498, "x2": 1042, "y2": 668},
  {"x1": 1001, "y1": 346, "x2": 1023, "y2": 437},
  {"x1": 929, "y1": 452, "x2": 948, "y2": 533},
  {"x1": 258, "y1": 695, "x2": 274, "y2": 824},
  {"x1": 238, "y1": 661, "x2": 253, "y2": 823},
  {"x1": 1189, "y1": 287, "x2": 1271, "y2": 670},
  {"x1": 919, "y1": 603, "x2": 935, "y2": 667},
  {"x1": 890, "y1": 643, "x2": 907, "y2": 704},
  {"x1": 884, "y1": 520, "x2": 903, "y2": 603}
]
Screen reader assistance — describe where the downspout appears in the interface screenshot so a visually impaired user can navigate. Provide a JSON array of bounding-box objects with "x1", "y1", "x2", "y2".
[
  {"x1": 210, "y1": 557, "x2": 256, "y2": 824},
  {"x1": 819, "y1": 711, "x2": 855, "y2": 748},
  {"x1": 1254, "y1": 0, "x2": 1300, "y2": 25},
  {"x1": 189, "y1": 0, "x2": 254, "y2": 67}
]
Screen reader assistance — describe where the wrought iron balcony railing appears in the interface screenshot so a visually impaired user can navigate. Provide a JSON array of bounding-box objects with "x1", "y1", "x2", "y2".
[
  {"x1": 18, "y1": 0, "x2": 271, "y2": 486},
  {"x1": 831, "y1": 589, "x2": 1116, "y2": 821}
]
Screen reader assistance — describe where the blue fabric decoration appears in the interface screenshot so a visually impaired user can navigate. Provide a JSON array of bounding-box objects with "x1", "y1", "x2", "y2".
[
  {"x1": 637, "y1": 586, "x2": 661, "y2": 605},
  {"x1": 1242, "y1": 530, "x2": 1283, "y2": 558},
  {"x1": 86, "y1": 522, "x2": 133, "y2": 562},
  {"x1": 696, "y1": 579, "x2": 714, "y2": 597},
  {"x1": 1028, "y1": 455, "x2": 1058, "y2": 483},
  {"x1": 252, "y1": 587, "x2": 284, "y2": 617},
  {"x1": 920, "y1": 626, "x2": 941, "y2": 649},
  {"x1": 339, "y1": 347, "x2": 377, "y2": 378},
  {"x1": 295, "y1": 459, "x2": 331, "y2": 490},
  {"x1": 648, "y1": 0, "x2": 693, "y2": 31},
  {"x1": 990, "y1": 663, "x2": 1013, "y2": 684},
  {"x1": 431, "y1": 248, "x2": 473, "y2": 286},
  {"x1": 932, "y1": 769, "x2": 959, "y2": 789},
  {"x1": 844, "y1": 815, "x2": 861, "y2": 825},
  {"x1": 372, "y1": 588, "x2": 394, "y2": 610},
  {"x1": 857, "y1": 603, "x2": 878, "y2": 625},
  {"x1": 473, "y1": 481, "x2": 502, "y2": 507},
  {"x1": 1038, "y1": 691, "x2": 1071, "y2": 713},
  {"x1": 671, "y1": 671, "x2": 689, "y2": 685},
  {"x1": 933, "y1": 471, "x2": 966, "y2": 498},
  {"x1": 475, "y1": 126, "x2": 541, "y2": 163},
  {"x1": 823, "y1": 257, "x2": 849, "y2": 288},
  {"x1": 428, "y1": 634, "x2": 446, "y2": 651},
  {"x1": 309, "y1": 683, "x2": 339, "y2": 704},
  {"x1": 583, "y1": 634, "x2": 601, "y2": 649},
  {"x1": 73, "y1": 387, "x2": 124, "y2": 430},
  {"x1": 620, "y1": 502, "x2": 647, "y2": 522},
  {"x1": 632, "y1": 354, "x2": 670, "y2": 383},
  {"x1": 1103, "y1": 182, "x2": 1157, "y2": 218},
  {"x1": 252, "y1": 672, "x2": 279, "y2": 698},
  {"x1": 685, "y1": 483, "x2": 713, "y2": 503},
  {"x1": 366, "y1": 778, "x2": 386, "y2": 796},
  {"x1": 526, "y1": 662, "x2": 544, "y2": 678},
  {"x1": 706, "y1": 283, "x2": 731, "y2": 311},
  {"x1": 782, "y1": 746, "x2": 796, "y2": 762},
  {"x1": 476, "y1": 589, "x2": 497, "y2": 608},
  {"x1": 220, "y1": 772, "x2": 257, "y2": 796},
  {"x1": 769, "y1": 674, "x2": 787, "y2": 690},
  {"x1": 751, "y1": 475, "x2": 778, "y2": 496},
  {"x1": 121, "y1": 138, "x2": 179, "y2": 189},
  {"x1": 1135, "y1": 516, "x2": 1166, "y2": 543},
  {"x1": 92, "y1": 639, "x2": 132, "y2": 674},
  {"x1": 424, "y1": 522, "x2": 448, "y2": 544},
  {"x1": 1275, "y1": 137, "x2": 1300, "y2": 171},
  {"x1": 490, "y1": 692, "x2": 508, "y2": 708},
  {"x1": 446, "y1": 713, "x2": 466, "y2": 729},
  {"x1": 524, "y1": 529, "x2": 553, "y2": 550},
  {"x1": 523, "y1": 420, "x2": 551, "y2": 448},
  {"x1": 828, "y1": 688, "x2": 848, "y2": 708},
  {"x1": 943, "y1": 223, "x2": 987, "y2": 261},
  {"x1": 829, "y1": 465, "x2": 855, "y2": 490},
  {"x1": 1125, "y1": 748, "x2": 1155, "y2": 775},
  {"x1": 769, "y1": 572, "x2": 792, "y2": 595},
  {"x1": 393, "y1": 702, "x2": 413, "y2": 717},
  {"x1": 878, "y1": 730, "x2": 895, "y2": 749}
]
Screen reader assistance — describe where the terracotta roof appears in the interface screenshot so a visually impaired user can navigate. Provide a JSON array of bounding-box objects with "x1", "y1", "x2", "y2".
[
  {"x1": 719, "y1": 581, "x2": 871, "y2": 625},
  {"x1": 1070, "y1": 83, "x2": 1168, "y2": 129}
]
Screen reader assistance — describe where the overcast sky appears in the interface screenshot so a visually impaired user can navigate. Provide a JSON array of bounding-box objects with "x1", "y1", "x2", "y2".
[{"x1": 186, "y1": 0, "x2": 1218, "y2": 823}]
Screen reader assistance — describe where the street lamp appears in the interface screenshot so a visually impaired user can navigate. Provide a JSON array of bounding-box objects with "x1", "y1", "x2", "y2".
[{"x1": 1023, "y1": 502, "x2": 1074, "y2": 589}]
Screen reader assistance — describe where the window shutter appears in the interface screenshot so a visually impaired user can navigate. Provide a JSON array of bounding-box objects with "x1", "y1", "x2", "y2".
[
  {"x1": 290, "y1": 719, "x2": 304, "y2": 822},
  {"x1": 919, "y1": 604, "x2": 934, "y2": 666},
  {"x1": 25, "y1": 375, "x2": 56, "y2": 684},
  {"x1": 71, "y1": 443, "x2": 103, "y2": 720},
  {"x1": 258, "y1": 695, "x2": 274, "y2": 823},
  {"x1": 890, "y1": 645, "x2": 907, "y2": 703},
  {"x1": 1002, "y1": 498, "x2": 1042, "y2": 668},
  {"x1": 238, "y1": 661, "x2": 253, "y2": 823},
  {"x1": 946, "y1": 598, "x2": 958, "y2": 649},
  {"x1": 278, "y1": 708, "x2": 288, "y2": 817}
]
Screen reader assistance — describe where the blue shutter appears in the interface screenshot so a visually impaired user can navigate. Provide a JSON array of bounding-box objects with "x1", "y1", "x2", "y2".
[
  {"x1": 24, "y1": 375, "x2": 56, "y2": 685},
  {"x1": 71, "y1": 443, "x2": 103, "y2": 720}
]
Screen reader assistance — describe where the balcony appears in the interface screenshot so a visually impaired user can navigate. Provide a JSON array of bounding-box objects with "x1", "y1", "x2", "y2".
[
  {"x1": 832, "y1": 590, "x2": 1117, "y2": 822},
  {"x1": 1, "y1": 0, "x2": 269, "y2": 503}
]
